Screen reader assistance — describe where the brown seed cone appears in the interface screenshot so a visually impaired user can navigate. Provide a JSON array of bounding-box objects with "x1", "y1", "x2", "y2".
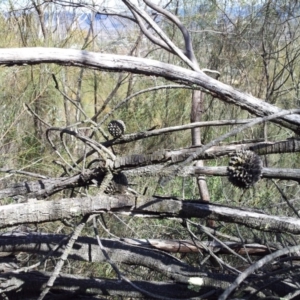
[
  {"x1": 227, "y1": 150, "x2": 263, "y2": 189},
  {"x1": 107, "y1": 120, "x2": 126, "y2": 138}
]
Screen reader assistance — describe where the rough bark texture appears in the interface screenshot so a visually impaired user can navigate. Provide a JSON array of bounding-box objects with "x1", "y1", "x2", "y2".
[
  {"x1": 125, "y1": 165, "x2": 300, "y2": 181},
  {"x1": 114, "y1": 138, "x2": 300, "y2": 169},
  {"x1": 1, "y1": 164, "x2": 298, "y2": 201},
  {"x1": 0, "y1": 195, "x2": 132, "y2": 228},
  {"x1": 1, "y1": 196, "x2": 300, "y2": 234},
  {"x1": 0, "y1": 168, "x2": 106, "y2": 199},
  {"x1": 250, "y1": 137, "x2": 300, "y2": 154}
]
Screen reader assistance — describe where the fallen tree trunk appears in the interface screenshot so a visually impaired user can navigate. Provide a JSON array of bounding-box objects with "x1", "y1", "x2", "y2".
[{"x1": 0, "y1": 195, "x2": 300, "y2": 234}]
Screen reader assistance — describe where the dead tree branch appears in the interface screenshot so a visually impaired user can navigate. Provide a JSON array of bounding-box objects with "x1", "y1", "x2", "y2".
[
  {"x1": 0, "y1": 48, "x2": 299, "y2": 133},
  {"x1": 0, "y1": 196, "x2": 300, "y2": 234}
]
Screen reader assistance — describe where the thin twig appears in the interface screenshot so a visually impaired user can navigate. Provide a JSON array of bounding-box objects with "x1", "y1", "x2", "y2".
[
  {"x1": 272, "y1": 179, "x2": 300, "y2": 218},
  {"x1": 24, "y1": 103, "x2": 52, "y2": 128},
  {"x1": 188, "y1": 220, "x2": 248, "y2": 263},
  {"x1": 14, "y1": 234, "x2": 70, "y2": 274},
  {"x1": 0, "y1": 165, "x2": 48, "y2": 179},
  {"x1": 93, "y1": 216, "x2": 122, "y2": 280},
  {"x1": 98, "y1": 84, "x2": 195, "y2": 125},
  {"x1": 219, "y1": 244, "x2": 300, "y2": 300},
  {"x1": 180, "y1": 109, "x2": 300, "y2": 167},
  {"x1": 38, "y1": 214, "x2": 93, "y2": 300}
]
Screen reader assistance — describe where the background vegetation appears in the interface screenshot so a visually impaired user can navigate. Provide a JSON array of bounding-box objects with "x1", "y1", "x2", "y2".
[{"x1": 0, "y1": 0, "x2": 299, "y2": 299}]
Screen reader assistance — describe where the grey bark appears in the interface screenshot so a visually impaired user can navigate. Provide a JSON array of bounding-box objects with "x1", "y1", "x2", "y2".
[
  {"x1": 0, "y1": 167, "x2": 106, "y2": 199},
  {"x1": 1, "y1": 195, "x2": 300, "y2": 234},
  {"x1": 0, "y1": 47, "x2": 300, "y2": 133},
  {"x1": 125, "y1": 165, "x2": 300, "y2": 182},
  {"x1": 113, "y1": 138, "x2": 300, "y2": 169}
]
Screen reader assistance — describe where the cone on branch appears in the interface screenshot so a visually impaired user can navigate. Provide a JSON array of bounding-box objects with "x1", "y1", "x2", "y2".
[
  {"x1": 107, "y1": 120, "x2": 126, "y2": 138},
  {"x1": 104, "y1": 172, "x2": 128, "y2": 194},
  {"x1": 227, "y1": 150, "x2": 263, "y2": 189}
]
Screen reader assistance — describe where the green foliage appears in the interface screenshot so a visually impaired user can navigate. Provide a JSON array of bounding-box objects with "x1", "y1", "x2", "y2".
[{"x1": 0, "y1": 1, "x2": 300, "y2": 298}]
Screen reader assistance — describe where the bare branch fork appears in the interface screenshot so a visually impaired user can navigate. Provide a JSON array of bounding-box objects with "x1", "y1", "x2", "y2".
[{"x1": 122, "y1": 0, "x2": 200, "y2": 70}]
